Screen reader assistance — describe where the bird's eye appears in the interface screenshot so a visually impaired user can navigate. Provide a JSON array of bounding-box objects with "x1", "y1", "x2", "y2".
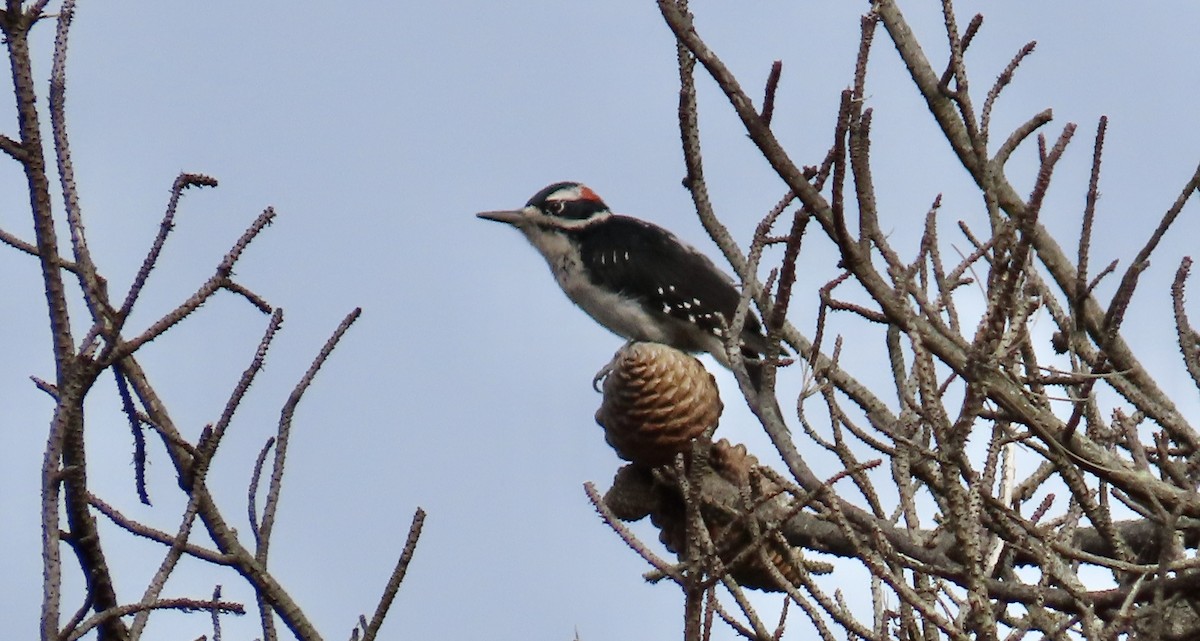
[{"x1": 547, "y1": 201, "x2": 565, "y2": 215}]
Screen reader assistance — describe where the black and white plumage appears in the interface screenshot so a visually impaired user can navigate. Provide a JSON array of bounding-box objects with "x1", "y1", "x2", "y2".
[{"x1": 477, "y1": 181, "x2": 776, "y2": 388}]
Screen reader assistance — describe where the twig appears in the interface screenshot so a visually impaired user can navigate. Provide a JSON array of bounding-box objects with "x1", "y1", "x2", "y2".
[
  {"x1": 50, "y1": 0, "x2": 114, "y2": 344},
  {"x1": 206, "y1": 309, "x2": 285, "y2": 462},
  {"x1": 993, "y1": 108, "x2": 1053, "y2": 168},
  {"x1": 88, "y1": 494, "x2": 228, "y2": 564},
  {"x1": 1083, "y1": 259, "x2": 1118, "y2": 298},
  {"x1": 130, "y1": 431, "x2": 218, "y2": 638},
  {"x1": 1172, "y1": 258, "x2": 1200, "y2": 390},
  {"x1": 32, "y1": 375, "x2": 59, "y2": 399},
  {"x1": 937, "y1": 12, "x2": 982, "y2": 90},
  {"x1": 256, "y1": 308, "x2": 361, "y2": 554},
  {"x1": 768, "y1": 209, "x2": 809, "y2": 352},
  {"x1": 0, "y1": 226, "x2": 83, "y2": 273},
  {"x1": 255, "y1": 308, "x2": 362, "y2": 637},
  {"x1": 112, "y1": 365, "x2": 151, "y2": 505},
  {"x1": 853, "y1": 12, "x2": 879, "y2": 103},
  {"x1": 103, "y1": 207, "x2": 277, "y2": 364},
  {"x1": 223, "y1": 280, "x2": 273, "y2": 314},
  {"x1": 65, "y1": 598, "x2": 245, "y2": 641},
  {"x1": 1074, "y1": 117, "x2": 1107, "y2": 340},
  {"x1": 937, "y1": 1, "x2": 982, "y2": 149},
  {"x1": 62, "y1": 595, "x2": 94, "y2": 641},
  {"x1": 361, "y1": 508, "x2": 426, "y2": 641},
  {"x1": 0, "y1": 131, "x2": 26, "y2": 160},
  {"x1": 117, "y1": 354, "x2": 324, "y2": 640},
  {"x1": 760, "y1": 60, "x2": 783, "y2": 128},
  {"x1": 117, "y1": 172, "x2": 219, "y2": 325},
  {"x1": 248, "y1": 437, "x2": 276, "y2": 543},
  {"x1": 211, "y1": 585, "x2": 224, "y2": 641},
  {"x1": 585, "y1": 481, "x2": 683, "y2": 582},
  {"x1": 25, "y1": 0, "x2": 55, "y2": 21},
  {"x1": 1103, "y1": 161, "x2": 1200, "y2": 353},
  {"x1": 980, "y1": 41, "x2": 1037, "y2": 140}
]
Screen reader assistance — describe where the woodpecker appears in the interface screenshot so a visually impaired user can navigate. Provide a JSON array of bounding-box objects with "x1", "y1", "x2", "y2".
[{"x1": 477, "y1": 181, "x2": 779, "y2": 393}]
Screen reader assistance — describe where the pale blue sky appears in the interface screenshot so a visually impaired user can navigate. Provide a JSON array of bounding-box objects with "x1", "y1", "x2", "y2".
[{"x1": 3, "y1": 2, "x2": 1199, "y2": 639}]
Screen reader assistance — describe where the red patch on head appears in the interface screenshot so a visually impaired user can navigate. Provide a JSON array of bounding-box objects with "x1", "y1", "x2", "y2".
[{"x1": 577, "y1": 185, "x2": 603, "y2": 202}]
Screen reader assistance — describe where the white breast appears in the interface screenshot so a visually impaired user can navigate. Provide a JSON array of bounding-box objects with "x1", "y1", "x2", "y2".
[{"x1": 521, "y1": 226, "x2": 672, "y2": 344}]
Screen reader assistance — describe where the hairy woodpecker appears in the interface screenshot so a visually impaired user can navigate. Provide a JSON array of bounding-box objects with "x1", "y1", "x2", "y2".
[{"x1": 477, "y1": 181, "x2": 778, "y2": 393}]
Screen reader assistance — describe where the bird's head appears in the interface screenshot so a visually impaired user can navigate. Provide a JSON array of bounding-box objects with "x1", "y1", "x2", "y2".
[{"x1": 476, "y1": 181, "x2": 612, "y2": 232}]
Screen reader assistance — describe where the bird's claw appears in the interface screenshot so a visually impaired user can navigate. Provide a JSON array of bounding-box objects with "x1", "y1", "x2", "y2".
[{"x1": 593, "y1": 362, "x2": 613, "y2": 392}]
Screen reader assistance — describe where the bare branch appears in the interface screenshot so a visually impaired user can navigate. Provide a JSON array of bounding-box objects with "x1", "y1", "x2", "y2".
[
  {"x1": 248, "y1": 437, "x2": 276, "y2": 544},
  {"x1": 206, "y1": 309, "x2": 285, "y2": 461},
  {"x1": 360, "y1": 508, "x2": 426, "y2": 641},
  {"x1": 244, "y1": 310, "x2": 359, "y2": 639},
  {"x1": 50, "y1": 0, "x2": 112, "y2": 342},
  {"x1": 65, "y1": 598, "x2": 245, "y2": 641},
  {"x1": 118, "y1": 354, "x2": 325, "y2": 640},
  {"x1": 116, "y1": 172, "x2": 219, "y2": 325},
  {"x1": 1171, "y1": 258, "x2": 1200, "y2": 391},
  {"x1": 0, "y1": 131, "x2": 26, "y2": 160},
  {"x1": 222, "y1": 280, "x2": 273, "y2": 314},
  {"x1": 980, "y1": 41, "x2": 1037, "y2": 139},
  {"x1": 586, "y1": 481, "x2": 684, "y2": 583},
  {"x1": 88, "y1": 494, "x2": 229, "y2": 564},
  {"x1": 993, "y1": 108, "x2": 1053, "y2": 168},
  {"x1": 1076, "y1": 117, "x2": 1108, "y2": 325},
  {"x1": 112, "y1": 365, "x2": 150, "y2": 505},
  {"x1": 103, "y1": 207, "x2": 277, "y2": 364},
  {"x1": 759, "y1": 59, "x2": 782, "y2": 128}
]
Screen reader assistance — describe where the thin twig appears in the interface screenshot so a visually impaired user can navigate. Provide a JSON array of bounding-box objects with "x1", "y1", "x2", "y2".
[
  {"x1": 211, "y1": 585, "x2": 224, "y2": 641},
  {"x1": 88, "y1": 494, "x2": 228, "y2": 565},
  {"x1": 361, "y1": 508, "x2": 426, "y2": 641},
  {"x1": 980, "y1": 41, "x2": 1037, "y2": 139},
  {"x1": 0, "y1": 226, "x2": 83, "y2": 273},
  {"x1": 50, "y1": 0, "x2": 115, "y2": 348},
  {"x1": 993, "y1": 108, "x2": 1053, "y2": 168},
  {"x1": 1073, "y1": 117, "x2": 1107, "y2": 363},
  {"x1": 760, "y1": 60, "x2": 783, "y2": 128},
  {"x1": 117, "y1": 354, "x2": 323, "y2": 640},
  {"x1": 584, "y1": 482, "x2": 683, "y2": 582},
  {"x1": 1172, "y1": 258, "x2": 1200, "y2": 390},
  {"x1": 248, "y1": 437, "x2": 276, "y2": 543},
  {"x1": 117, "y1": 172, "x2": 219, "y2": 324},
  {"x1": 250, "y1": 309, "x2": 359, "y2": 640},
  {"x1": 112, "y1": 364, "x2": 150, "y2": 504},
  {"x1": 103, "y1": 207, "x2": 277, "y2": 364},
  {"x1": 65, "y1": 598, "x2": 245, "y2": 641},
  {"x1": 223, "y1": 280, "x2": 273, "y2": 314},
  {"x1": 0, "y1": 131, "x2": 26, "y2": 160},
  {"x1": 206, "y1": 309, "x2": 285, "y2": 462}
]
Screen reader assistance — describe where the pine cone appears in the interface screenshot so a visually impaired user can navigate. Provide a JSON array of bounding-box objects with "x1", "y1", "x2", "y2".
[{"x1": 595, "y1": 342, "x2": 722, "y2": 467}]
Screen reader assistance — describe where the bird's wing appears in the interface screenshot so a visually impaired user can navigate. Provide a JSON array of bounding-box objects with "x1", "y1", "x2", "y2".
[{"x1": 576, "y1": 215, "x2": 768, "y2": 352}]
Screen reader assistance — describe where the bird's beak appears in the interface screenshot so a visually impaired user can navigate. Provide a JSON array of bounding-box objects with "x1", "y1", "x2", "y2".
[{"x1": 476, "y1": 208, "x2": 532, "y2": 226}]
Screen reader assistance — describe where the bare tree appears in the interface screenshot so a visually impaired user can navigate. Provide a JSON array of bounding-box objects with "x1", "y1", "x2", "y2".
[
  {"x1": 1, "y1": 3, "x2": 422, "y2": 640},
  {"x1": 10, "y1": 1, "x2": 1200, "y2": 640},
  {"x1": 592, "y1": 2, "x2": 1200, "y2": 639}
]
